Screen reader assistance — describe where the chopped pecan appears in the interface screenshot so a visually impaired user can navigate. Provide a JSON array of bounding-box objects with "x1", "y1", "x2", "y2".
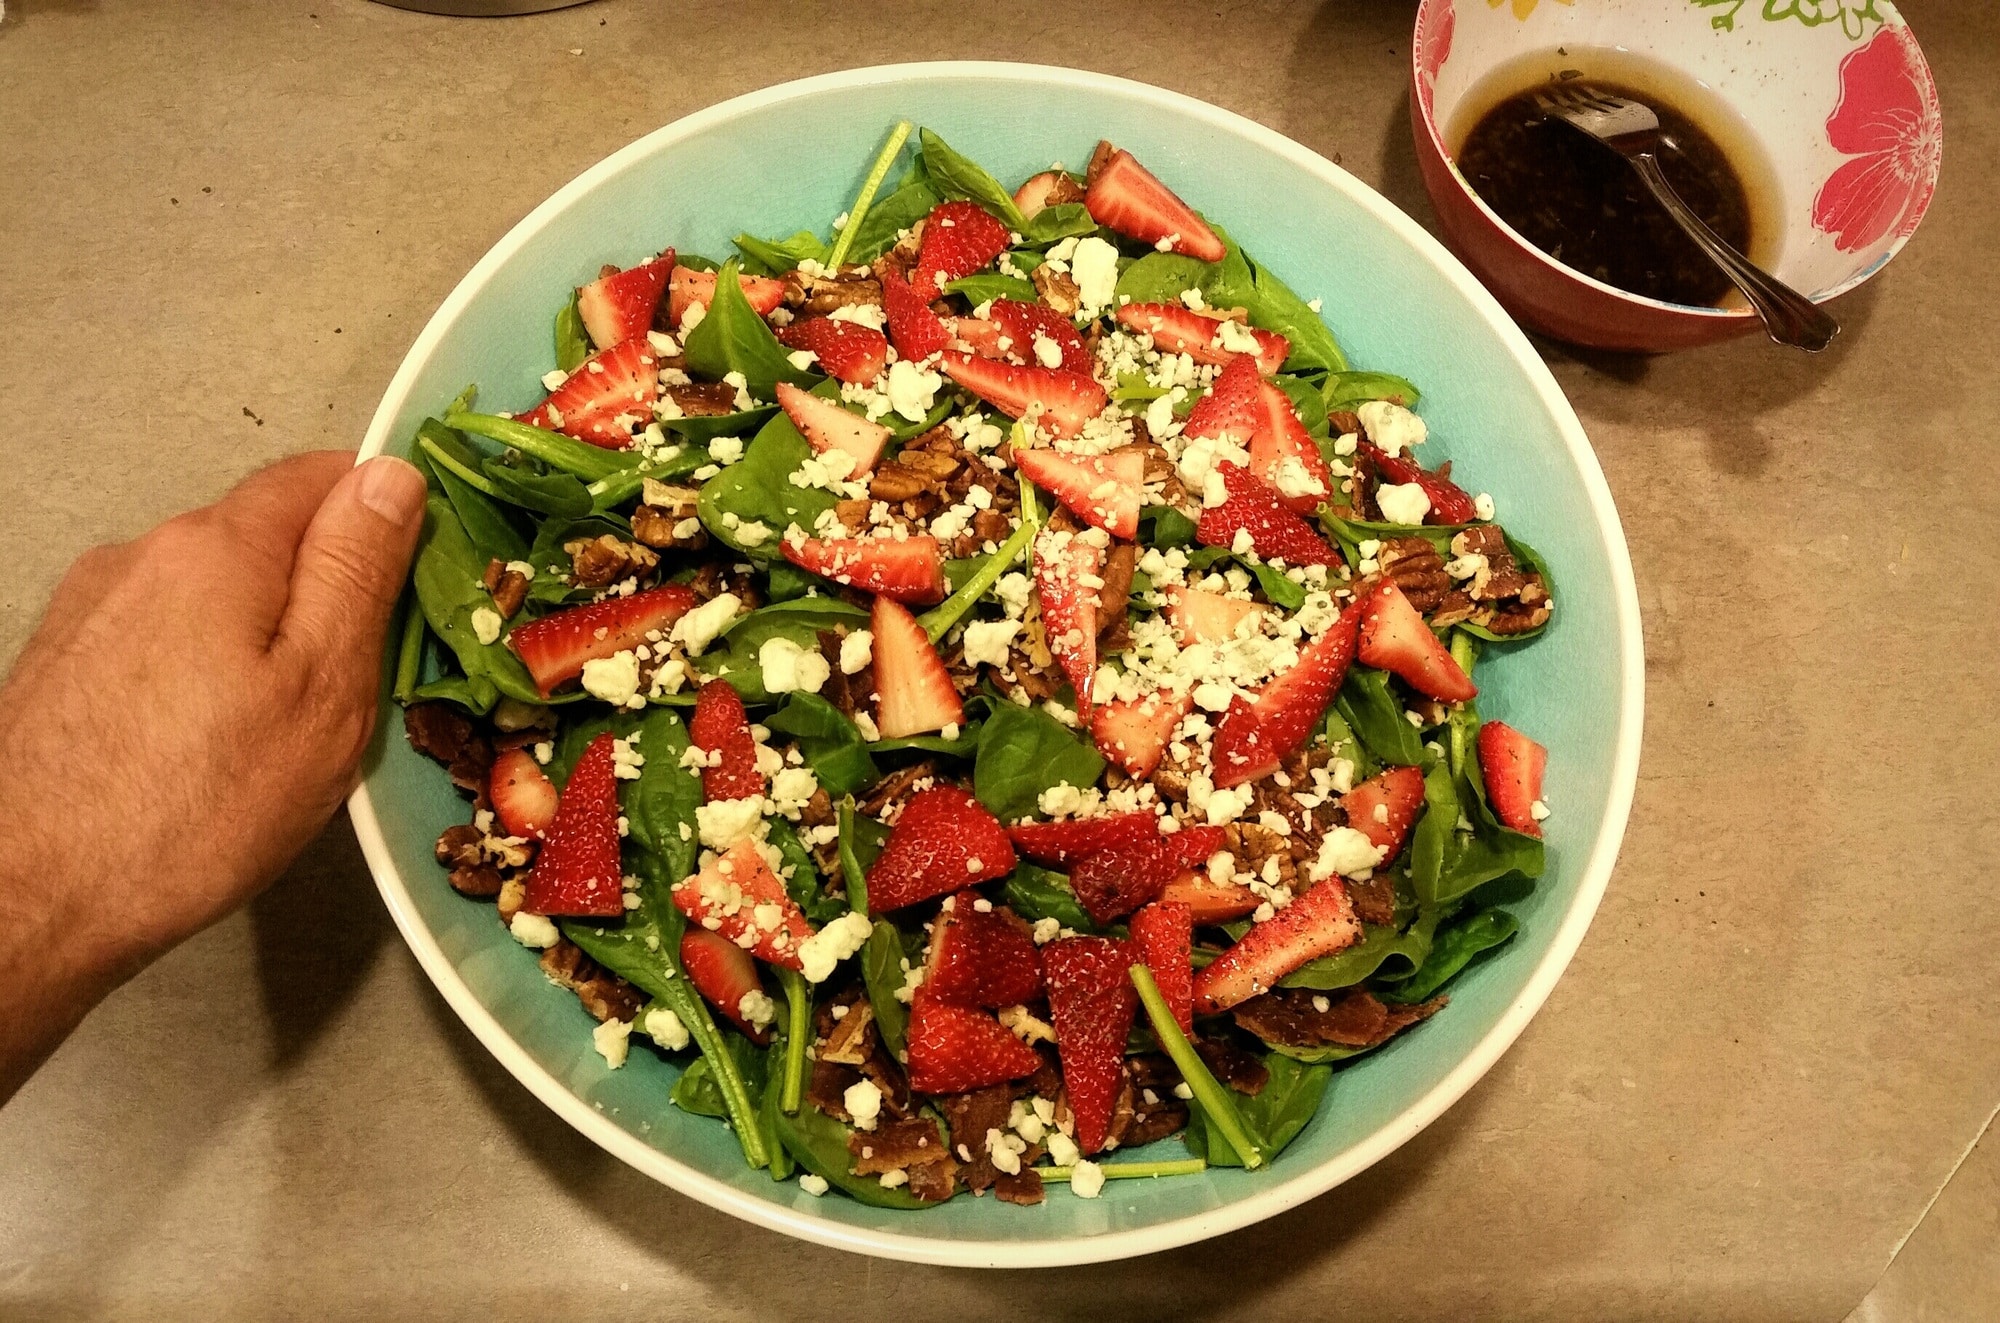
[
  {"x1": 1096, "y1": 542, "x2": 1136, "y2": 649},
  {"x1": 435, "y1": 824, "x2": 485, "y2": 870},
  {"x1": 969, "y1": 507, "x2": 1013, "y2": 549},
  {"x1": 449, "y1": 864, "x2": 503, "y2": 897},
  {"x1": 631, "y1": 480, "x2": 706, "y2": 549},
  {"x1": 1086, "y1": 138, "x2": 1117, "y2": 185},
  {"x1": 405, "y1": 702, "x2": 476, "y2": 768},
  {"x1": 1375, "y1": 537, "x2": 1452, "y2": 614},
  {"x1": 481, "y1": 558, "x2": 530, "y2": 619},
  {"x1": 686, "y1": 562, "x2": 763, "y2": 609},
  {"x1": 663, "y1": 380, "x2": 739, "y2": 417},
  {"x1": 906, "y1": 1159, "x2": 959, "y2": 1203},
  {"x1": 820, "y1": 999, "x2": 878, "y2": 1066},
  {"x1": 830, "y1": 497, "x2": 873, "y2": 536},
  {"x1": 1233, "y1": 987, "x2": 1446, "y2": 1050},
  {"x1": 538, "y1": 941, "x2": 645, "y2": 1024},
  {"x1": 497, "y1": 877, "x2": 527, "y2": 924},
  {"x1": 1027, "y1": 169, "x2": 1087, "y2": 211},
  {"x1": 1431, "y1": 590, "x2": 1478, "y2": 629},
  {"x1": 1221, "y1": 821, "x2": 1297, "y2": 890},
  {"x1": 564, "y1": 534, "x2": 659, "y2": 589},
  {"x1": 1032, "y1": 264, "x2": 1082, "y2": 317},
  {"x1": 858, "y1": 760, "x2": 940, "y2": 821},
  {"x1": 1345, "y1": 873, "x2": 1398, "y2": 927},
  {"x1": 868, "y1": 462, "x2": 932, "y2": 504},
  {"x1": 1446, "y1": 526, "x2": 1552, "y2": 634},
  {"x1": 783, "y1": 264, "x2": 883, "y2": 314}
]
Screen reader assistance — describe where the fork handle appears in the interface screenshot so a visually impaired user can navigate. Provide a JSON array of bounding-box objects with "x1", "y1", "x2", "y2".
[{"x1": 1628, "y1": 153, "x2": 1839, "y2": 352}]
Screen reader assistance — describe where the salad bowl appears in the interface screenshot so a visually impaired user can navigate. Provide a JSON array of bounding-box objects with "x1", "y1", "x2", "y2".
[{"x1": 349, "y1": 61, "x2": 1643, "y2": 1266}]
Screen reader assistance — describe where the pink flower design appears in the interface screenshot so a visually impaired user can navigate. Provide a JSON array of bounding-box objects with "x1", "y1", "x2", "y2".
[
  {"x1": 1811, "y1": 23, "x2": 1941, "y2": 254},
  {"x1": 1415, "y1": 0, "x2": 1455, "y2": 119}
]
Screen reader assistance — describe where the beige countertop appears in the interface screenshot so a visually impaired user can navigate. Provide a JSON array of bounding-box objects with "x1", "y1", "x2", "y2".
[{"x1": 2, "y1": 2, "x2": 1996, "y2": 1319}]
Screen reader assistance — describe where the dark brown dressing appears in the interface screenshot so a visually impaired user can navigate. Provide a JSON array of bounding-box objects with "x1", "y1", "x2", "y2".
[{"x1": 1456, "y1": 76, "x2": 1755, "y2": 307}]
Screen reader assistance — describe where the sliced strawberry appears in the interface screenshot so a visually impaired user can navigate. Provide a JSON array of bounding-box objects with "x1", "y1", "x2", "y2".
[
  {"x1": 1007, "y1": 810, "x2": 1166, "y2": 867},
  {"x1": 577, "y1": 251, "x2": 673, "y2": 350},
  {"x1": 773, "y1": 381, "x2": 891, "y2": 475},
  {"x1": 488, "y1": 747, "x2": 558, "y2": 840},
  {"x1": 1034, "y1": 525, "x2": 1103, "y2": 719},
  {"x1": 520, "y1": 734, "x2": 624, "y2": 917},
  {"x1": 1068, "y1": 824, "x2": 1224, "y2": 924},
  {"x1": 781, "y1": 534, "x2": 946, "y2": 604},
  {"x1": 924, "y1": 891, "x2": 1043, "y2": 1008},
  {"x1": 1359, "y1": 440, "x2": 1478, "y2": 525},
  {"x1": 906, "y1": 995, "x2": 1043, "y2": 1095},
  {"x1": 1357, "y1": 580, "x2": 1477, "y2": 702},
  {"x1": 1477, "y1": 720, "x2": 1547, "y2": 838},
  {"x1": 1340, "y1": 765, "x2": 1426, "y2": 857},
  {"x1": 667, "y1": 265, "x2": 785, "y2": 329},
  {"x1": 1083, "y1": 144, "x2": 1227, "y2": 263},
  {"x1": 670, "y1": 838, "x2": 814, "y2": 971},
  {"x1": 1042, "y1": 936, "x2": 1140, "y2": 1154},
  {"x1": 880, "y1": 268, "x2": 951, "y2": 361},
  {"x1": 521, "y1": 336, "x2": 661, "y2": 449},
  {"x1": 1180, "y1": 353, "x2": 1264, "y2": 445},
  {"x1": 775, "y1": 316, "x2": 888, "y2": 386},
  {"x1": 1011, "y1": 445, "x2": 1144, "y2": 540},
  {"x1": 1195, "y1": 462, "x2": 1339, "y2": 567},
  {"x1": 1114, "y1": 303, "x2": 1288, "y2": 376},
  {"x1": 944, "y1": 314, "x2": 1011, "y2": 358},
  {"x1": 909, "y1": 200, "x2": 1012, "y2": 299},
  {"x1": 864, "y1": 784, "x2": 1015, "y2": 912},
  {"x1": 1090, "y1": 688, "x2": 1192, "y2": 779},
  {"x1": 988, "y1": 300, "x2": 1091, "y2": 374},
  {"x1": 1164, "y1": 584, "x2": 1267, "y2": 646},
  {"x1": 1250, "y1": 380, "x2": 1334, "y2": 515},
  {"x1": 870, "y1": 596, "x2": 964, "y2": 740},
  {"x1": 938, "y1": 352, "x2": 1107, "y2": 440},
  {"x1": 1159, "y1": 870, "x2": 1262, "y2": 924},
  {"x1": 680, "y1": 926, "x2": 771, "y2": 1044},
  {"x1": 1013, "y1": 168, "x2": 1084, "y2": 220},
  {"x1": 689, "y1": 680, "x2": 762, "y2": 802},
  {"x1": 1210, "y1": 602, "x2": 1360, "y2": 788},
  {"x1": 1130, "y1": 900, "x2": 1194, "y2": 1034},
  {"x1": 1191, "y1": 878, "x2": 1361, "y2": 1015},
  {"x1": 507, "y1": 583, "x2": 698, "y2": 697}
]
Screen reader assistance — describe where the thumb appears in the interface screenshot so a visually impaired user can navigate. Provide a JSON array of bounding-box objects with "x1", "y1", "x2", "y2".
[{"x1": 276, "y1": 455, "x2": 428, "y2": 679}]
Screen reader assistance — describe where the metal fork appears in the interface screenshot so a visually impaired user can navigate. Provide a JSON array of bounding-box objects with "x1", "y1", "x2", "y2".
[{"x1": 1534, "y1": 83, "x2": 1839, "y2": 352}]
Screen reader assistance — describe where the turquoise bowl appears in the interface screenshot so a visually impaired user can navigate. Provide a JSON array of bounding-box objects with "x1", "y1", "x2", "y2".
[{"x1": 351, "y1": 62, "x2": 1643, "y2": 1267}]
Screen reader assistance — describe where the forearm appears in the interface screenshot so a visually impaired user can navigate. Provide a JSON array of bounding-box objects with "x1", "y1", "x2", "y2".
[{"x1": 0, "y1": 855, "x2": 147, "y2": 1104}]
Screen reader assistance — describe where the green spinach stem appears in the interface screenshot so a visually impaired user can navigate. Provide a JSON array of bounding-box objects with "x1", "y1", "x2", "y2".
[
  {"x1": 825, "y1": 120, "x2": 912, "y2": 270},
  {"x1": 1039, "y1": 1158, "x2": 1208, "y2": 1182},
  {"x1": 659, "y1": 978, "x2": 770, "y2": 1169},
  {"x1": 444, "y1": 410, "x2": 639, "y2": 483},
  {"x1": 776, "y1": 968, "x2": 811, "y2": 1116},
  {"x1": 391, "y1": 592, "x2": 427, "y2": 703},
  {"x1": 917, "y1": 512, "x2": 1037, "y2": 644},
  {"x1": 837, "y1": 796, "x2": 869, "y2": 915},
  {"x1": 1129, "y1": 964, "x2": 1264, "y2": 1170},
  {"x1": 417, "y1": 433, "x2": 504, "y2": 499}
]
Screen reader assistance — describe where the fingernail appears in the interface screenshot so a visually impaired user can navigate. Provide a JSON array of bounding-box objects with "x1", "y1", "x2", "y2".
[{"x1": 355, "y1": 456, "x2": 427, "y2": 525}]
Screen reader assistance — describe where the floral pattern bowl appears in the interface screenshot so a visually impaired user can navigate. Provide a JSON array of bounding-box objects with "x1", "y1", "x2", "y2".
[{"x1": 1410, "y1": 0, "x2": 1942, "y2": 351}]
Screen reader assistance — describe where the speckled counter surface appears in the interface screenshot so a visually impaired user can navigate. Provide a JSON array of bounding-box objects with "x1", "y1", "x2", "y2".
[{"x1": 1, "y1": 2, "x2": 1995, "y2": 1320}]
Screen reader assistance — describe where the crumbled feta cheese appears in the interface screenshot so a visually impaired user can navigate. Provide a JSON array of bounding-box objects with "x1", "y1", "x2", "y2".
[
  {"x1": 798, "y1": 1173, "x2": 830, "y2": 1196},
  {"x1": 1356, "y1": 399, "x2": 1427, "y2": 456},
  {"x1": 961, "y1": 618, "x2": 1021, "y2": 669},
  {"x1": 642, "y1": 1007, "x2": 690, "y2": 1051},
  {"x1": 845, "y1": 1078, "x2": 884, "y2": 1130},
  {"x1": 696, "y1": 794, "x2": 767, "y2": 851},
  {"x1": 508, "y1": 911, "x2": 561, "y2": 950},
  {"x1": 738, "y1": 989, "x2": 778, "y2": 1033},
  {"x1": 1031, "y1": 917, "x2": 1062, "y2": 946},
  {"x1": 828, "y1": 302, "x2": 886, "y2": 330},
  {"x1": 1046, "y1": 1130, "x2": 1081, "y2": 1168},
  {"x1": 592, "y1": 1017, "x2": 633, "y2": 1069},
  {"x1": 884, "y1": 358, "x2": 942, "y2": 422},
  {"x1": 1530, "y1": 799, "x2": 1551, "y2": 821},
  {"x1": 1069, "y1": 1159, "x2": 1106, "y2": 1198},
  {"x1": 1069, "y1": 236, "x2": 1120, "y2": 312},
  {"x1": 470, "y1": 607, "x2": 504, "y2": 645},
  {"x1": 671, "y1": 592, "x2": 741, "y2": 657},
  {"x1": 1375, "y1": 482, "x2": 1432, "y2": 527},
  {"x1": 786, "y1": 349, "x2": 818, "y2": 372},
  {"x1": 1474, "y1": 492, "x2": 1496, "y2": 521},
  {"x1": 838, "y1": 629, "x2": 873, "y2": 674},
  {"x1": 760, "y1": 636, "x2": 831, "y2": 694},
  {"x1": 1311, "y1": 827, "x2": 1388, "y2": 881},
  {"x1": 798, "y1": 910, "x2": 873, "y2": 983},
  {"x1": 1215, "y1": 318, "x2": 1264, "y2": 356},
  {"x1": 1038, "y1": 783, "x2": 1086, "y2": 818},
  {"x1": 580, "y1": 650, "x2": 642, "y2": 707},
  {"x1": 679, "y1": 302, "x2": 706, "y2": 334}
]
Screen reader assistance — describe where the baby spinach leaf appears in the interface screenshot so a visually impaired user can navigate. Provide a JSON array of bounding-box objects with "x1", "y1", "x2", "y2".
[
  {"x1": 1017, "y1": 201, "x2": 1096, "y2": 247},
  {"x1": 766, "y1": 693, "x2": 880, "y2": 797},
  {"x1": 945, "y1": 273, "x2": 1038, "y2": 306},
  {"x1": 768, "y1": 817, "x2": 846, "y2": 926},
  {"x1": 1382, "y1": 908, "x2": 1519, "y2": 1003},
  {"x1": 1248, "y1": 256, "x2": 1346, "y2": 374},
  {"x1": 555, "y1": 290, "x2": 591, "y2": 370},
  {"x1": 681, "y1": 258, "x2": 819, "y2": 399},
  {"x1": 1276, "y1": 911, "x2": 1438, "y2": 991},
  {"x1": 839, "y1": 799, "x2": 888, "y2": 914},
  {"x1": 659, "y1": 405, "x2": 778, "y2": 445},
  {"x1": 1185, "y1": 546, "x2": 1306, "y2": 611},
  {"x1": 860, "y1": 920, "x2": 912, "y2": 1058},
  {"x1": 1335, "y1": 667, "x2": 1426, "y2": 768},
  {"x1": 918, "y1": 127, "x2": 1026, "y2": 230},
  {"x1": 523, "y1": 511, "x2": 633, "y2": 605},
  {"x1": 1000, "y1": 863, "x2": 1093, "y2": 932},
  {"x1": 410, "y1": 495, "x2": 543, "y2": 705},
  {"x1": 621, "y1": 708, "x2": 701, "y2": 876},
  {"x1": 1273, "y1": 375, "x2": 1329, "y2": 437},
  {"x1": 871, "y1": 725, "x2": 983, "y2": 758},
  {"x1": 409, "y1": 671, "x2": 497, "y2": 715},
  {"x1": 670, "y1": 1039, "x2": 766, "y2": 1118},
  {"x1": 845, "y1": 158, "x2": 940, "y2": 264},
  {"x1": 1320, "y1": 704, "x2": 1372, "y2": 781},
  {"x1": 481, "y1": 455, "x2": 593, "y2": 519},
  {"x1": 586, "y1": 447, "x2": 714, "y2": 513},
  {"x1": 695, "y1": 412, "x2": 839, "y2": 559},
  {"x1": 698, "y1": 598, "x2": 869, "y2": 704},
  {"x1": 734, "y1": 229, "x2": 829, "y2": 276},
  {"x1": 560, "y1": 856, "x2": 684, "y2": 1003},
  {"x1": 1406, "y1": 758, "x2": 1460, "y2": 906},
  {"x1": 973, "y1": 702, "x2": 1104, "y2": 823},
  {"x1": 1322, "y1": 370, "x2": 1420, "y2": 412},
  {"x1": 771, "y1": 1099, "x2": 938, "y2": 1210},
  {"x1": 1141, "y1": 505, "x2": 1198, "y2": 548},
  {"x1": 1186, "y1": 1051, "x2": 1330, "y2": 1168},
  {"x1": 1115, "y1": 248, "x2": 1255, "y2": 312},
  {"x1": 675, "y1": 253, "x2": 720, "y2": 273},
  {"x1": 446, "y1": 410, "x2": 639, "y2": 484}
]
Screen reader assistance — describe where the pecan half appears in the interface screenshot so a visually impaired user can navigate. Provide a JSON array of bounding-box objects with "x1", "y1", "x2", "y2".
[{"x1": 564, "y1": 535, "x2": 659, "y2": 589}]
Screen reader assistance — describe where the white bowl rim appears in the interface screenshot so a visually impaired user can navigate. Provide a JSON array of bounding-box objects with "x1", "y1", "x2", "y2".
[
  {"x1": 1405, "y1": 0, "x2": 1938, "y2": 317},
  {"x1": 346, "y1": 58, "x2": 1645, "y2": 1269}
]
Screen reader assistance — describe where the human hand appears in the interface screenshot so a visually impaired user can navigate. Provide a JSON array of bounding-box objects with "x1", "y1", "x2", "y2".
[{"x1": 0, "y1": 451, "x2": 426, "y2": 1100}]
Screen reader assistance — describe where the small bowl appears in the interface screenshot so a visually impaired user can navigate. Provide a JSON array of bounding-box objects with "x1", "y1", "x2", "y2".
[
  {"x1": 1410, "y1": 0, "x2": 1941, "y2": 351},
  {"x1": 351, "y1": 61, "x2": 1643, "y2": 1265}
]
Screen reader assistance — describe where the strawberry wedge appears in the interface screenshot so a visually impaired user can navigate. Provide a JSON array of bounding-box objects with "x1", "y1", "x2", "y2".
[
  {"x1": 680, "y1": 926, "x2": 772, "y2": 1044},
  {"x1": 577, "y1": 250, "x2": 674, "y2": 350},
  {"x1": 1357, "y1": 580, "x2": 1477, "y2": 702},
  {"x1": 938, "y1": 351, "x2": 1107, "y2": 440},
  {"x1": 1084, "y1": 143, "x2": 1227, "y2": 263},
  {"x1": 1043, "y1": 936, "x2": 1140, "y2": 1154},
  {"x1": 1339, "y1": 765, "x2": 1426, "y2": 857},
  {"x1": 489, "y1": 748, "x2": 558, "y2": 840},
  {"x1": 1250, "y1": 380, "x2": 1334, "y2": 515},
  {"x1": 871, "y1": 596, "x2": 963, "y2": 739},
  {"x1": 1007, "y1": 810, "x2": 1166, "y2": 866},
  {"x1": 1195, "y1": 462, "x2": 1338, "y2": 567},
  {"x1": 671, "y1": 838, "x2": 815, "y2": 970},
  {"x1": 775, "y1": 317, "x2": 888, "y2": 386},
  {"x1": 781, "y1": 534, "x2": 946, "y2": 604},
  {"x1": 1164, "y1": 584, "x2": 1267, "y2": 646},
  {"x1": 1115, "y1": 303, "x2": 1289, "y2": 377},
  {"x1": 507, "y1": 583, "x2": 698, "y2": 697},
  {"x1": 909, "y1": 199, "x2": 1012, "y2": 298},
  {"x1": 1477, "y1": 720, "x2": 1548, "y2": 837},
  {"x1": 880, "y1": 268, "x2": 951, "y2": 361},
  {"x1": 1069, "y1": 824, "x2": 1225, "y2": 925},
  {"x1": 1090, "y1": 688, "x2": 1192, "y2": 779},
  {"x1": 1159, "y1": 871, "x2": 1262, "y2": 924},
  {"x1": 689, "y1": 680, "x2": 763, "y2": 802},
  {"x1": 1182, "y1": 352, "x2": 1264, "y2": 446},
  {"x1": 667, "y1": 265, "x2": 785, "y2": 328},
  {"x1": 1014, "y1": 168, "x2": 1085, "y2": 219},
  {"x1": 1034, "y1": 525, "x2": 1104, "y2": 719},
  {"x1": 1360, "y1": 440, "x2": 1478, "y2": 525},
  {"x1": 1210, "y1": 601, "x2": 1360, "y2": 788},
  {"x1": 1191, "y1": 878, "x2": 1362, "y2": 1016},
  {"x1": 988, "y1": 299, "x2": 1091, "y2": 374},
  {"x1": 521, "y1": 336, "x2": 661, "y2": 449},
  {"x1": 906, "y1": 995, "x2": 1043, "y2": 1095},
  {"x1": 774, "y1": 381, "x2": 891, "y2": 475},
  {"x1": 864, "y1": 785, "x2": 1015, "y2": 912},
  {"x1": 521, "y1": 734, "x2": 624, "y2": 917},
  {"x1": 1011, "y1": 445, "x2": 1145, "y2": 540},
  {"x1": 925, "y1": 891, "x2": 1044, "y2": 1008},
  {"x1": 1130, "y1": 901, "x2": 1195, "y2": 1034}
]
